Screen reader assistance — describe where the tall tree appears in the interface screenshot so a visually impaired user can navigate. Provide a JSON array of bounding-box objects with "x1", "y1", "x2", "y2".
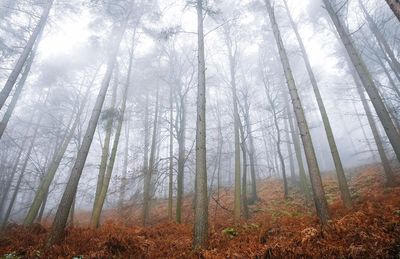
[
  {"x1": 46, "y1": 17, "x2": 129, "y2": 245},
  {"x1": 283, "y1": 0, "x2": 352, "y2": 209},
  {"x1": 322, "y1": 0, "x2": 400, "y2": 162},
  {"x1": 92, "y1": 65, "x2": 119, "y2": 217},
  {"x1": 193, "y1": 0, "x2": 208, "y2": 249},
  {"x1": 0, "y1": 0, "x2": 53, "y2": 110},
  {"x1": 142, "y1": 88, "x2": 160, "y2": 226},
  {"x1": 168, "y1": 81, "x2": 174, "y2": 220},
  {"x1": 91, "y1": 39, "x2": 135, "y2": 228},
  {"x1": 264, "y1": 0, "x2": 329, "y2": 224},
  {"x1": 23, "y1": 82, "x2": 93, "y2": 227},
  {"x1": 223, "y1": 24, "x2": 241, "y2": 220},
  {"x1": 359, "y1": 0, "x2": 400, "y2": 79}
]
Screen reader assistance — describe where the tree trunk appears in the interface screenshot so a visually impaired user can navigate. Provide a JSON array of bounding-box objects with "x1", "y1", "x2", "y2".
[
  {"x1": 286, "y1": 104, "x2": 311, "y2": 202},
  {"x1": 46, "y1": 18, "x2": 128, "y2": 246},
  {"x1": 0, "y1": 138, "x2": 27, "y2": 220},
  {"x1": 284, "y1": 109, "x2": 296, "y2": 181},
  {"x1": 91, "y1": 55, "x2": 133, "y2": 228},
  {"x1": 284, "y1": 0, "x2": 352, "y2": 209},
  {"x1": 0, "y1": 32, "x2": 41, "y2": 140},
  {"x1": 243, "y1": 97, "x2": 258, "y2": 204},
  {"x1": 264, "y1": 0, "x2": 329, "y2": 225},
  {"x1": 1, "y1": 118, "x2": 40, "y2": 229},
  {"x1": 238, "y1": 120, "x2": 249, "y2": 219},
  {"x1": 142, "y1": 88, "x2": 159, "y2": 226},
  {"x1": 359, "y1": 0, "x2": 400, "y2": 79},
  {"x1": 223, "y1": 26, "x2": 241, "y2": 221},
  {"x1": 350, "y1": 66, "x2": 397, "y2": 186},
  {"x1": 385, "y1": 0, "x2": 400, "y2": 22},
  {"x1": 193, "y1": 0, "x2": 208, "y2": 249},
  {"x1": 0, "y1": 0, "x2": 53, "y2": 110},
  {"x1": 176, "y1": 93, "x2": 186, "y2": 223},
  {"x1": 323, "y1": 0, "x2": 400, "y2": 162},
  {"x1": 92, "y1": 64, "x2": 119, "y2": 216},
  {"x1": 91, "y1": 42, "x2": 134, "y2": 228},
  {"x1": 168, "y1": 85, "x2": 174, "y2": 220},
  {"x1": 23, "y1": 78, "x2": 93, "y2": 227}
]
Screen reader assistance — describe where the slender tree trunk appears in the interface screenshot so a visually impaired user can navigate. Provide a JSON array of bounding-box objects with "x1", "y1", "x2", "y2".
[
  {"x1": 0, "y1": 138, "x2": 27, "y2": 220},
  {"x1": 323, "y1": 0, "x2": 400, "y2": 162},
  {"x1": 23, "y1": 78, "x2": 93, "y2": 227},
  {"x1": 0, "y1": 32, "x2": 42, "y2": 140},
  {"x1": 238, "y1": 120, "x2": 249, "y2": 219},
  {"x1": 284, "y1": 0, "x2": 352, "y2": 208},
  {"x1": 142, "y1": 88, "x2": 159, "y2": 226},
  {"x1": 265, "y1": 0, "x2": 329, "y2": 224},
  {"x1": 284, "y1": 109, "x2": 296, "y2": 181},
  {"x1": 265, "y1": 88, "x2": 288, "y2": 199},
  {"x1": 0, "y1": 0, "x2": 53, "y2": 110},
  {"x1": 176, "y1": 94, "x2": 186, "y2": 223},
  {"x1": 243, "y1": 98, "x2": 258, "y2": 204},
  {"x1": 36, "y1": 191, "x2": 47, "y2": 223},
  {"x1": 359, "y1": 0, "x2": 400, "y2": 78},
  {"x1": 46, "y1": 18, "x2": 128, "y2": 246},
  {"x1": 224, "y1": 27, "x2": 241, "y2": 221},
  {"x1": 385, "y1": 0, "x2": 400, "y2": 22},
  {"x1": 351, "y1": 68, "x2": 397, "y2": 186},
  {"x1": 1, "y1": 118, "x2": 40, "y2": 229},
  {"x1": 91, "y1": 43, "x2": 135, "y2": 228},
  {"x1": 118, "y1": 112, "x2": 130, "y2": 211},
  {"x1": 193, "y1": 0, "x2": 208, "y2": 249},
  {"x1": 168, "y1": 85, "x2": 174, "y2": 220},
  {"x1": 92, "y1": 65, "x2": 119, "y2": 215},
  {"x1": 286, "y1": 104, "x2": 311, "y2": 201}
]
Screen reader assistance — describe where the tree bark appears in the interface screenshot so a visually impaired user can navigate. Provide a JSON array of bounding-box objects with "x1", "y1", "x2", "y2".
[
  {"x1": 284, "y1": 0, "x2": 352, "y2": 209},
  {"x1": 265, "y1": 0, "x2": 329, "y2": 225},
  {"x1": 323, "y1": 0, "x2": 400, "y2": 162},
  {"x1": 46, "y1": 18, "x2": 128, "y2": 246},
  {"x1": 142, "y1": 88, "x2": 159, "y2": 226},
  {"x1": 1, "y1": 117, "x2": 40, "y2": 229},
  {"x1": 385, "y1": 0, "x2": 400, "y2": 22},
  {"x1": 193, "y1": 0, "x2": 208, "y2": 249},
  {"x1": 0, "y1": 0, "x2": 53, "y2": 110},
  {"x1": 90, "y1": 50, "x2": 133, "y2": 228},
  {"x1": 175, "y1": 92, "x2": 186, "y2": 223},
  {"x1": 92, "y1": 64, "x2": 119, "y2": 217},
  {"x1": 223, "y1": 25, "x2": 241, "y2": 221},
  {"x1": 359, "y1": 0, "x2": 400, "y2": 79},
  {"x1": 168, "y1": 84, "x2": 174, "y2": 220},
  {"x1": 24, "y1": 77, "x2": 93, "y2": 227},
  {"x1": 0, "y1": 32, "x2": 41, "y2": 140}
]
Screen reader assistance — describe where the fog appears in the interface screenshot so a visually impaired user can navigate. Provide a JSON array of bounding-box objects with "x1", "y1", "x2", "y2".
[{"x1": 0, "y1": 0, "x2": 399, "y2": 254}]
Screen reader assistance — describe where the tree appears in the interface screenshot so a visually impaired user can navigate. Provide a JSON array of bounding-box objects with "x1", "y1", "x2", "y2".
[
  {"x1": 263, "y1": 77, "x2": 288, "y2": 199},
  {"x1": 23, "y1": 79, "x2": 93, "y2": 227},
  {"x1": 91, "y1": 65, "x2": 119, "y2": 223},
  {"x1": 223, "y1": 24, "x2": 241, "y2": 220},
  {"x1": 46, "y1": 16, "x2": 129, "y2": 245},
  {"x1": 91, "y1": 37, "x2": 135, "y2": 228},
  {"x1": 359, "y1": 0, "x2": 400, "y2": 80},
  {"x1": 193, "y1": 0, "x2": 208, "y2": 249},
  {"x1": 142, "y1": 87, "x2": 160, "y2": 226},
  {"x1": 385, "y1": 0, "x2": 400, "y2": 21},
  {"x1": 0, "y1": 0, "x2": 53, "y2": 110},
  {"x1": 322, "y1": 0, "x2": 400, "y2": 162},
  {"x1": 264, "y1": 0, "x2": 329, "y2": 225},
  {"x1": 283, "y1": 0, "x2": 352, "y2": 209},
  {"x1": 0, "y1": 34, "x2": 41, "y2": 140}
]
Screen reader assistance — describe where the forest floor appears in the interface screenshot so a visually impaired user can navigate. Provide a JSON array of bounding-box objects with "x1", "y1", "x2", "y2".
[{"x1": 1, "y1": 164, "x2": 400, "y2": 258}]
